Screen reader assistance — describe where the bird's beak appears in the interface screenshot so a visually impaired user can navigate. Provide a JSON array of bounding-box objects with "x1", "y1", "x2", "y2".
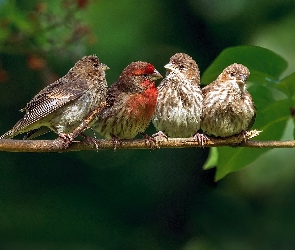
[
  {"x1": 151, "y1": 69, "x2": 163, "y2": 80},
  {"x1": 237, "y1": 74, "x2": 247, "y2": 85},
  {"x1": 164, "y1": 63, "x2": 174, "y2": 72},
  {"x1": 102, "y1": 64, "x2": 110, "y2": 70}
]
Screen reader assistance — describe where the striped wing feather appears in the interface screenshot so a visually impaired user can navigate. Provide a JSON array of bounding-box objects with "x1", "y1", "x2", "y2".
[{"x1": 13, "y1": 77, "x2": 89, "y2": 132}]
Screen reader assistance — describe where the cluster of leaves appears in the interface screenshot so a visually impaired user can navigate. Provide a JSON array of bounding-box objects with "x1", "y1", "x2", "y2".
[
  {"x1": 201, "y1": 46, "x2": 295, "y2": 180},
  {"x1": 0, "y1": 0, "x2": 92, "y2": 62}
]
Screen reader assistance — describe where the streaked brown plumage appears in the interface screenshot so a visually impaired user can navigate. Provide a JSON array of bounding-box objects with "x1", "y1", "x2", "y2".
[
  {"x1": 152, "y1": 53, "x2": 202, "y2": 137},
  {"x1": 0, "y1": 55, "x2": 108, "y2": 140},
  {"x1": 201, "y1": 63, "x2": 256, "y2": 137},
  {"x1": 92, "y1": 61, "x2": 162, "y2": 139}
]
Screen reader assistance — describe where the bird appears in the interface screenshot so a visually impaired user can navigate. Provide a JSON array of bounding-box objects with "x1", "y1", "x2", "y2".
[
  {"x1": 201, "y1": 63, "x2": 256, "y2": 137},
  {"x1": 152, "y1": 53, "x2": 203, "y2": 138},
  {"x1": 0, "y1": 55, "x2": 109, "y2": 141},
  {"x1": 91, "y1": 61, "x2": 162, "y2": 142}
]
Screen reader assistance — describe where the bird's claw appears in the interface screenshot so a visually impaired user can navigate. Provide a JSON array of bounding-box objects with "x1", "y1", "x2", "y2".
[
  {"x1": 81, "y1": 132, "x2": 100, "y2": 151},
  {"x1": 140, "y1": 132, "x2": 158, "y2": 149},
  {"x1": 58, "y1": 133, "x2": 74, "y2": 149},
  {"x1": 111, "y1": 134, "x2": 122, "y2": 151},
  {"x1": 239, "y1": 130, "x2": 248, "y2": 143},
  {"x1": 152, "y1": 131, "x2": 168, "y2": 141},
  {"x1": 193, "y1": 132, "x2": 208, "y2": 148}
]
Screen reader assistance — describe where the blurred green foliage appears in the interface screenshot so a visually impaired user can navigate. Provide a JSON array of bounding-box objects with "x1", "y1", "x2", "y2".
[{"x1": 1, "y1": 0, "x2": 295, "y2": 249}]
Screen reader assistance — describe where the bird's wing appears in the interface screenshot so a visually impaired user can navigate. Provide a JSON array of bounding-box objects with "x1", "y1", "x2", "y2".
[
  {"x1": 201, "y1": 85, "x2": 210, "y2": 98},
  {"x1": 104, "y1": 82, "x2": 121, "y2": 109},
  {"x1": 15, "y1": 77, "x2": 89, "y2": 130},
  {"x1": 247, "y1": 93, "x2": 257, "y2": 130}
]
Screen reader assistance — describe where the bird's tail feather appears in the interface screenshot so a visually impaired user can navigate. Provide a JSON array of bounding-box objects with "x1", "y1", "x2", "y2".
[
  {"x1": 0, "y1": 130, "x2": 14, "y2": 139},
  {"x1": 24, "y1": 127, "x2": 51, "y2": 140}
]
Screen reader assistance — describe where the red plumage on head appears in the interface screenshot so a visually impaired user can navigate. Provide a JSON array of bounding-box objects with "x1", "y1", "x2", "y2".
[{"x1": 144, "y1": 63, "x2": 155, "y2": 74}]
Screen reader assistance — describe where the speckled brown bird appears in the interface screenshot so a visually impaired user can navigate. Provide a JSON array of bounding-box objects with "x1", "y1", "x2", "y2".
[
  {"x1": 91, "y1": 61, "x2": 162, "y2": 139},
  {"x1": 0, "y1": 55, "x2": 108, "y2": 140},
  {"x1": 201, "y1": 63, "x2": 256, "y2": 137},
  {"x1": 152, "y1": 53, "x2": 202, "y2": 138}
]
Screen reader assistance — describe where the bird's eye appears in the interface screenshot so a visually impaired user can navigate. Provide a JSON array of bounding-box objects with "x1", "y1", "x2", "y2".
[
  {"x1": 143, "y1": 74, "x2": 148, "y2": 77},
  {"x1": 230, "y1": 72, "x2": 235, "y2": 77}
]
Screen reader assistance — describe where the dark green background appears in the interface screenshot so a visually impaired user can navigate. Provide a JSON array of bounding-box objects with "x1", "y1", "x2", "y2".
[{"x1": 1, "y1": 0, "x2": 295, "y2": 249}]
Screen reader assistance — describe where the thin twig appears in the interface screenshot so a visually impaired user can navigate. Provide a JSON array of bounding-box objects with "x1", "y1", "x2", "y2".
[{"x1": 1, "y1": 130, "x2": 295, "y2": 152}]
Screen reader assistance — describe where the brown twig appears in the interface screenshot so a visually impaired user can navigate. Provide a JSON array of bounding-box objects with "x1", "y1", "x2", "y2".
[{"x1": 0, "y1": 129, "x2": 295, "y2": 152}]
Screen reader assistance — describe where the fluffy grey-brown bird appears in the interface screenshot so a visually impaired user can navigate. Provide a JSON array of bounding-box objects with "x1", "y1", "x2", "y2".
[
  {"x1": 201, "y1": 63, "x2": 256, "y2": 137},
  {"x1": 152, "y1": 53, "x2": 203, "y2": 138},
  {"x1": 0, "y1": 55, "x2": 108, "y2": 140}
]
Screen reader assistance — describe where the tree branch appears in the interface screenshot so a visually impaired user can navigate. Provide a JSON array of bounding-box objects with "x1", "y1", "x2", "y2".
[
  {"x1": 1, "y1": 130, "x2": 295, "y2": 152},
  {"x1": 0, "y1": 104, "x2": 293, "y2": 153}
]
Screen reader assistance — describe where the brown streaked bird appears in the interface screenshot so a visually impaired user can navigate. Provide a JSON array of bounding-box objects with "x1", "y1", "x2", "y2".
[
  {"x1": 152, "y1": 53, "x2": 203, "y2": 138},
  {"x1": 91, "y1": 61, "x2": 162, "y2": 140},
  {"x1": 201, "y1": 63, "x2": 256, "y2": 137},
  {"x1": 0, "y1": 55, "x2": 108, "y2": 140}
]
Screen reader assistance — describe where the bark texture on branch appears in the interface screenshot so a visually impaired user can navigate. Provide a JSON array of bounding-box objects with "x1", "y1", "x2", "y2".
[{"x1": 1, "y1": 130, "x2": 294, "y2": 153}]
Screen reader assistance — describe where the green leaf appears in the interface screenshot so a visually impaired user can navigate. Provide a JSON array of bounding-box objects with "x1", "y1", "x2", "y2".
[
  {"x1": 203, "y1": 147, "x2": 218, "y2": 170},
  {"x1": 215, "y1": 99, "x2": 291, "y2": 181},
  {"x1": 201, "y1": 46, "x2": 288, "y2": 84},
  {"x1": 275, "y1": 72, "x2": 295, "y2": 101}
]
